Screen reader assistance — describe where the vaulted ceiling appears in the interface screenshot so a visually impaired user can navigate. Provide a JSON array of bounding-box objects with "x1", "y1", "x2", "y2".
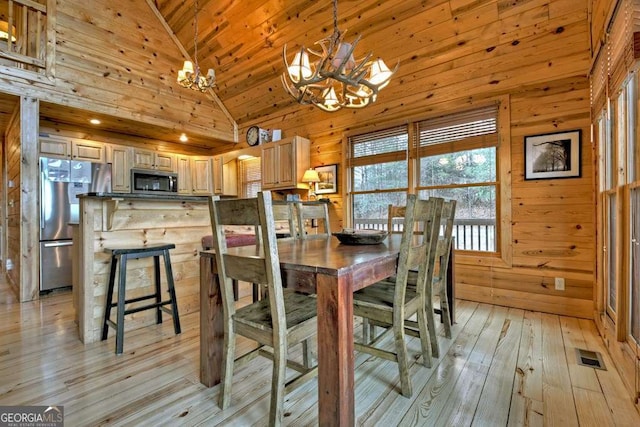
[
  {"x1": 0, "y1": 1, "x2": 594, "y2": 151},
  {"x1": 154, "y1": 0, "x2": 412, "y2": 123}
]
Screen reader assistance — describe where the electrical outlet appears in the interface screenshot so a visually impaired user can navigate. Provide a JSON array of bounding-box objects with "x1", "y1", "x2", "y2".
[{"x1": 555, "y1": 277, "x2": 565, "y2": 291}]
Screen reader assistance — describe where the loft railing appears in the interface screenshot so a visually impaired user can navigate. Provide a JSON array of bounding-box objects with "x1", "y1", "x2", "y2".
[
  {"x1": 0, "y1": 0, "x2": 54, "y2": 78},
  {"x1": 354, "y1": 217, "x2": 496, "y2": 252}
]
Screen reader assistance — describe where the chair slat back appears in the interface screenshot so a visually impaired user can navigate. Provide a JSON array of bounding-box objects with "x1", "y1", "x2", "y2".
[
  {"x1": 272, "y1": 200, "x2": 299, "y2": 240},
  {"x1": 387, "y1": 205, "x2": 406, "y2": 234},
  {"x1": 393, "y1": 196, "x2": 443, "y2": 309},
  {"x1": 208, "y1": 192, "x2": 285, "y2": 326},
  {"x1": 296, "y1": 201, "x2": 331, "y2": 238},
  {"x1": 434, "y1": 199, "x2": 457, "y2": 285}
]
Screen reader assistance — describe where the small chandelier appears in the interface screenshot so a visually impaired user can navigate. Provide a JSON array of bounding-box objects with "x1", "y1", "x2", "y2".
[
  {"x1": 177, "y1": 0, "x2": 215, "y2": 92},
  {"x1": 281, "y1": 0, "x2": 397, "y2": 112}
]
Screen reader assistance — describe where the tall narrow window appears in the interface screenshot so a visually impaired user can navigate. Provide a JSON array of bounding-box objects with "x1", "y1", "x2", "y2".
[
  {"x1": 606, "y1": 193, "x2": 617, "y2": 316},
  {"x1": 239, "y1": 157, "x2": 261, "y2": 198},
  {"x1": 416, "y1": 106, "x2": 499, "y2": 252},
  {"x1": 630, "y1": 187, "x2": 640, "y2": 342},
  {"x1": 349, "y1": 126, "x2": 408, "y2": 230},
  {"x1": 627, "y1": 77, "x2": 637, "y2": 183}
]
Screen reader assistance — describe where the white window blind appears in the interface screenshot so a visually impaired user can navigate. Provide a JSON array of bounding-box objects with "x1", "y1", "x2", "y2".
[
  {"x1": 239, "y1": 157, "x2": 261, "y2": 198},
  {"x1": 416, "y1": 105, "x2": 498, "y2": 151},
  {"x1": 349, "y1": 125, "x2": 408, "y2": 166}
]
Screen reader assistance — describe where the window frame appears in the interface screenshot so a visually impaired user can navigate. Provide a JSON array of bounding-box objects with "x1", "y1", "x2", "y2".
[{"x1": 343, "y1": 95, "x2": 512, "y2": 268}]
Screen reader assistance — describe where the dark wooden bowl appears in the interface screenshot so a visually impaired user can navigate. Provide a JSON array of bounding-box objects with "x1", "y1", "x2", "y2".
[{"x1": 332, "y1": 230, "x2": 388, "y2": 245}]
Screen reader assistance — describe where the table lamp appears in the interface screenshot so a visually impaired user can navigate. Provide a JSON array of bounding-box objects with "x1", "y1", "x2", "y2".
[{"x1": 301, "y1": 168, "x2": 320, "y2": 200}]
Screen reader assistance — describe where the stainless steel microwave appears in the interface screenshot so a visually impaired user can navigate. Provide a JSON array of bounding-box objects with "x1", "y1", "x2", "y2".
[{"x1": 131, "y1": 169, "x2": 178, "y2": 194}]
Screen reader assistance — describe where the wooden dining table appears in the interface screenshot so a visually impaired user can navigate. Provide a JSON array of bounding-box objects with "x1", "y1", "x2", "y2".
[{"x1": 199, "y1": 234, "x2": 455, "y2": 426}]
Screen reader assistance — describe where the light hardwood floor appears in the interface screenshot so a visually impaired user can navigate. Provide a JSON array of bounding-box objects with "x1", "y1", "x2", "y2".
[{"x1": 1, "y1": 279, "x2": 638, "y2": 426}]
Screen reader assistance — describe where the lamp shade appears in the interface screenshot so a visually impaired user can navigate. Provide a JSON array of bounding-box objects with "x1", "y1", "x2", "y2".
[
  {"x1": 369, "y1": 58, "x2": 393, "y2": 89},
  {"x1": 288, "y1": 51, "x2": 312, "y2": 83},
  {"x1": 301, "y1": 169, "x2": 320, "y2": 183}
]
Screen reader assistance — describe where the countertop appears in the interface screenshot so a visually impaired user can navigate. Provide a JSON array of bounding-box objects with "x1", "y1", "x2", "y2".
[{"x1": 78, "y1": 192, "x2": 209, "y2": 202}]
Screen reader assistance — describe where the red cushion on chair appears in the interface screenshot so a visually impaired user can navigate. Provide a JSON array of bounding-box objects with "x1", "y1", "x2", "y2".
[{"x1": 201, "y1": 234, "x2": 257, "y2": 250}]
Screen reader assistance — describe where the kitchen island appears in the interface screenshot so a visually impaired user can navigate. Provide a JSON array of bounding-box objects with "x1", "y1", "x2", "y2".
[{"x1": 75, "y1": 193, "x2": 210, "y2": 343}]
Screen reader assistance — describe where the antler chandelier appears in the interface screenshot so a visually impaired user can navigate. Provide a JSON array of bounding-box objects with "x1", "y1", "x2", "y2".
[
  {"x1": 177, "y1": 0, "x2": 216, "y2": 92},
  {"x1": 281, "y1": 0, "x2": 397, "y2": 112}
]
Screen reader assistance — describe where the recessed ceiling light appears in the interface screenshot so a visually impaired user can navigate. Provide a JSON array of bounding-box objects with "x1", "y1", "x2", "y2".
[
  {"x1": 179, "y1": 133, "x2": 188, "y2": 142},
  {"x1": 89, "y1": 118, "x2": 101, "y2": 125}
]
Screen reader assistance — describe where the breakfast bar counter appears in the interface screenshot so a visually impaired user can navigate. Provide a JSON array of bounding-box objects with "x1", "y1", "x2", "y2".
[{"x1": 75, "y1": 193, "x2": 210, "y2": 343}]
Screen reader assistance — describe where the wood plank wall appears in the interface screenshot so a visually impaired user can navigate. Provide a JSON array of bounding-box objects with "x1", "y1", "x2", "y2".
[
  {"x1": 591, "y1": 0, "x2": 617, "y2": 52},
  {"x1": 4, "y1": 98, "x2": 41, "y2": 303},
  {"x1": 79, "y1": 198, "x2": 210, "y2": 343},
  {"x1": 244, "y1": 0, "x2": 595, "y2": 318},
  {"x1": 4, "y1": 102, "x2": 21, "y2": 294},
  {"x1": 0, "y1": 0, "x2": 235, "y2": 146}
]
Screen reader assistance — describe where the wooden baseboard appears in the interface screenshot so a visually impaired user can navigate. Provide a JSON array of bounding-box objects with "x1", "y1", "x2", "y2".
[{"x1": 457, "y1": 282, "x2": 593, "y2": 318}]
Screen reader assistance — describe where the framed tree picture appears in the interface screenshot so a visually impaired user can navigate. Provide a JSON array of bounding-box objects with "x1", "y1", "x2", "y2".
[
  {"x1": 524, "y1": 129, "x2": 581, "y2": 180},
  {"x1": 314, "y1": 164, "x2": 338, "y2": 194}
]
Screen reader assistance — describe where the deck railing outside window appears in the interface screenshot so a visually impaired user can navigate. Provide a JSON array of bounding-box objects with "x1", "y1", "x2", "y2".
[{"x1": 354, "y1": 217, "x2": 495, "y2": 252}]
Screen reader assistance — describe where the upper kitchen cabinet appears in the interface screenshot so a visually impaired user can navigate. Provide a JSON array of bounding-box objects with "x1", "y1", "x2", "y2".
[
  {"x1": 213, "y1": 155, "x2": 238, "y2": 196},
  {"x1": 175, "y1": 155, "x2": 192, "y2": 194},
  {"x1": 261, "y1": 136, "x2": 310, "y2": 190},
  {"x1": 191, "y1": 156, "x2": 214, "y2": 195},
  {"x1": 39, "y1": 136, "x2": 105, "y2": 162},
  {"x1": 132, "y1": 148, "x2": 175, "y2": 171},
  {"x1": 177, "y1": 154, "x2": 213, "y2": 195},
  {"x1": 106, "y1": 145, "x2": 132, "y2": 193}
]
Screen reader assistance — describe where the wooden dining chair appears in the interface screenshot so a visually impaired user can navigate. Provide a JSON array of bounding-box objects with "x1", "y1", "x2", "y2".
[
  {"x1": 378, "y1": 199, "x2": 457, "y2": 337},
  {"x1": 295, "y1": 201, "x2": 331, "y2": 238},
  {"x1": 352, "y1": 195, "x2": 443, "y2": 397},
  {"x1": 208, "y1": 192, "x2": 318, "y2": 426},
  {"x1": 272, "y1": 200, "x2": 299, "y2": 240},
  {"x1": 387, "y1": 204, "x2": 406, "y2": 234},
  {"x1": 430, "y1": 199, "x2": 457, "y2": 338}
]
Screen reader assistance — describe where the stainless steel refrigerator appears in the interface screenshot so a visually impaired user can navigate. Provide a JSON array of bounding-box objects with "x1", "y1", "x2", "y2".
[{"x1": 40, "y1": 157, "x2": 111, "y2": 291}]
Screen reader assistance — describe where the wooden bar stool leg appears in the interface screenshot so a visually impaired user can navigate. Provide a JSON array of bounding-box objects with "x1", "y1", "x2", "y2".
[
  {"x1": 153, "y1": 255, "x2": 163, "y2": 325},
  {"x1": 163, "y1": 249, "x2": 181, "y2": 335},
  {"x1": 232, "y1": 279, "x2": 239, "y2": 301},
  {"x1": 115, "y1": 254, "x2": 128, "y2": 355},
  {"x1": 252, "y1": 283, "x2": 260, "y2": 302},
  {"x1": 102, "y1": 255, "x2": 118, "y2": 340}
]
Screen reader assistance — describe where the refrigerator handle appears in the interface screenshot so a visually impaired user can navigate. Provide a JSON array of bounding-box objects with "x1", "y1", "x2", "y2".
[
  {"x1": 43, "y1": 241, "x2": 74, "y2": 248},
  {"x1": 40, "y1": 170, "x2": 45, "y2": 230}
]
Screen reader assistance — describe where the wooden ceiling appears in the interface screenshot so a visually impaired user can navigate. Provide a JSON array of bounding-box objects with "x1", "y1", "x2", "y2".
[
  {"x1": 0, "y1": 96, "x2": 226, "y2": 153},
  {"x1": 1, "y1": 0, "x2": 414, "y2": 146},
  {"x1": 0, "y1": 1, "x2": 592, "y2": 151},
  {"x1": 154, "y1": 0, "x2": 416, "y2": 123}
]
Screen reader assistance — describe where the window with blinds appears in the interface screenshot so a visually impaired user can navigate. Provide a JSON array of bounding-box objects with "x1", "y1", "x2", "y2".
[
  {"x1": 346, "y1": 105, "x2": 501, "y2": 253},
  {"x1": 348, "y1": 126, "x2": 409, "y2": 229},
  {"x1": 239, "y1": 157, "x2": 261, "y2": 198},
  {"x1": 415, "y1": 106, "x2": 499, "y2": 252},
  {"x1": 416, "y1": 106, "x2": 498, "y2": 151}
]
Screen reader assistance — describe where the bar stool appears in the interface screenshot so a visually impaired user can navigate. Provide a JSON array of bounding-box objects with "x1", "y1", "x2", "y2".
[{"x1": 101, "y1": 243, "x2": 181, "y2": 354}]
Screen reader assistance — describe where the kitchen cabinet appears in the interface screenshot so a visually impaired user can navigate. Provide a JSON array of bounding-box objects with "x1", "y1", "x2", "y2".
[
  {"x1": 213, "y1": 155, "x2": 238, "y2": 196},
  {"x1": 176, "y1": 155, "x2": 192, "y2": 194},
  {"x1": 261, "y1": 136, "x2": 310, "y2": 190},
  {"x1": 106, "y1": 145, "x2": 132, "y2": 193},
  {"x1": 132, "y1": 148, "x2": 174, "y2": 171},
  {"x1": 39, "y1": 136, "x2": 105, "y2": 162},
  {"x1": 176, "y1": 155, "x2": 213, "y2": 195},
  {"x1": 191, "y1": 156, "x2": 214, "y2": 195}
]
